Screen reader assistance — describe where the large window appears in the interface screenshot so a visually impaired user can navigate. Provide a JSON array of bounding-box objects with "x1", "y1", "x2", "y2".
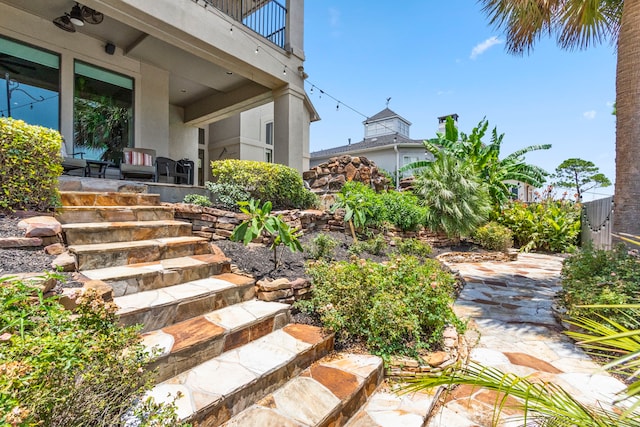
[
  {"x1": 74, "y1": 61, "x2": 133, "y2": 162},
  {"x1": 0, "y1": 37, "x2": 59, "y2": 129}
]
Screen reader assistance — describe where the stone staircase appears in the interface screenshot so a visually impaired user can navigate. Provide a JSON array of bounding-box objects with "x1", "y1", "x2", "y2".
[{"x1": 56, "y1": 190, "x2": 433, "y2": 426}]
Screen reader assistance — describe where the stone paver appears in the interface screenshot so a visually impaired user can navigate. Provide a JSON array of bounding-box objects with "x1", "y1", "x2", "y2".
[{"x1": 427, "y1": 253, "x2": 627, "y2": 426}]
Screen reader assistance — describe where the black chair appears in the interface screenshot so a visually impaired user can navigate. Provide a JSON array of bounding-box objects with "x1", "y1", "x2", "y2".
[{"x1": 156, "y1": 156, "x2": 188, "y2": 184}]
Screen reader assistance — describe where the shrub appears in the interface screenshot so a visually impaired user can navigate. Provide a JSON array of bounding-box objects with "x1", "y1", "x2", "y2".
[
  {"x1": 560, "y1": 243, "x2": 640, "y2": 326},
  {"x1": 394, "y1": 238, "x2": 433, "y2": 258},
  {"x1": 205, "y1": 181, "x2": 251, "y2": 211},
  {"x1": 496, "y1": 199, "x2": 580, "y2": 252},
  {"x1": 348, "y1": 234, "x2": 387, "y2": 256},
  {"x1": 473, "y1": 222, "x2": 513, "y2": 251},
  {"x1": 378, "y1": 191, "x2": 427, "y2": 231},
  {"x1": 330, "y1": 182, "x2": 379, "y2": 241},
  {"x1": 183, "y1": 193, "x2": 211, "y2": 207},
  {"x1": 0, "y1": 274, "x2": 187, "y2": 427},
  {"x1": 0, "y1": 118, "x2": 63, "y2": 212},
  {"x1": 304, "y1": 233, "x2": 340, "y2": 260},
  {"x1": 298, "y1": 256, "x2": 463, "y2": 358},
  {"x1": 209, "y1": 159, "x2": 317, "y2": 209}
]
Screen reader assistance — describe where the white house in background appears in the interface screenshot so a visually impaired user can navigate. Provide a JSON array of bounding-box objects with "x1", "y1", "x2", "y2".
[
  {"x1": 0, "y1": 0, "x2": 318, "y2": 186},
  {"x1": 310, "y1": 108, "x2": 436, "y2": 186}
]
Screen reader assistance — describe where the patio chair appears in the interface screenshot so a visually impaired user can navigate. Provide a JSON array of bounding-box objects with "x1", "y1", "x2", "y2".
[
  {"x1": 156, "y1": 156, "x2": 189, "y2": 184},
  {"x1": 120, "y1": 147, "x2": 156, "y2": 181},
  {"x1": 60, "y1": 142, "x2": 88, "y2": 176}
]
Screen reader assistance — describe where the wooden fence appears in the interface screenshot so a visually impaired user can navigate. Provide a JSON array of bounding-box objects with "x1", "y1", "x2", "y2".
[{"x1": 581, "y1": 196, "x2": 614, "y2": 249}]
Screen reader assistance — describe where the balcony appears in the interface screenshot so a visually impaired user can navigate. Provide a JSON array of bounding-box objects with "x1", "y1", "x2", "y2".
[{"x1": 204, "y1": 0, "x2": 287, "y2": 49}]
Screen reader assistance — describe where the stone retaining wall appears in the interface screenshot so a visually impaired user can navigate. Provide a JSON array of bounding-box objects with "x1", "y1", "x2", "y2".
[{"x1": 171, "y1": 203, "x2": 455, "y2": 247}]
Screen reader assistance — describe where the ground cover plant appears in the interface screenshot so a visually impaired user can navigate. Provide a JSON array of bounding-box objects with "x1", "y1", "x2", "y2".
[
  {"x1": 297, "y1": 255, "x2": 464, "y2": 360},
  {"x1": 0, "y1": 274, "x2": 187, "y2": 427}
]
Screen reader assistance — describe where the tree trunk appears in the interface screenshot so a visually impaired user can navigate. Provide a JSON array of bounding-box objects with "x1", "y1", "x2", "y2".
[{"x1": 613, "y1": 0, "x2": 640, "y2": 238}]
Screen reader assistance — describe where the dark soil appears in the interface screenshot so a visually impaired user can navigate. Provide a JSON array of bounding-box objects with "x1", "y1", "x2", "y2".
[{"x1": 0, "y1": 214, "x2": 58, "y2": 276}]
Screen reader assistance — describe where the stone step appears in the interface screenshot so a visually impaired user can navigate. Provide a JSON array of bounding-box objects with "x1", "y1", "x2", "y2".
[
  {"x1": 114, "y1": 272, "x2": 253, "y2": 331},
  {"x1": 222, "y1": 353, "x2": 384, "y2": 427},
  {"x1": 344, "y1": 387, "x2": 435, "y2": 427},
  {"x1": 147, "y1": 324, "x2": 334, "y2": 427},
  {"x1": 60, "y1": 191, "x2": 161, "y2": 207},
  {"x1": 69, "y1": 236, "x2": 211, "y2": 270},
  {"x1": 83, "y1": 249, "x2": 231, "y2": 297},
  {"x1": 143, "y1": 299, "x2": 292, "y2": 383},
  {"x1": 62, "y1": 220, "x2": 192, "y2": 245},
  {"x1": 56, "y1": 205, "x2": 174, "y2": 224}
]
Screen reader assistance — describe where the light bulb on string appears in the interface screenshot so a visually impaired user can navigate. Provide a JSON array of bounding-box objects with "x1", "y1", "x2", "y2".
[
  {"x1": 336, "y1": 102, "x2": 340, "y2": 111},
  {"x1": 319, "y1": 90, "x2": 323, "y2": 99},
  {"x1": 230, "y1": 25, "x2": 233, "y2": 34},
  {"x1": 255, "y1": 46, "x2": 260, "y2": 54},
  {"x1": 310, "y1": 86, "x2": 314, "y2": 94},
  {"x1": 283, "y1": 66, "x2": 287, "y2": 76}
]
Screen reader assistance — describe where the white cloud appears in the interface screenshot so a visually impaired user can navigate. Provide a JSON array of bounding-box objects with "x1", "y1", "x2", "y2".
[
  {"x1": 470, "y1": 36, "x2": 503, "y2": 60},
  {"x1": 583, "y1": 110, "x2": 597, "y2": 120}
]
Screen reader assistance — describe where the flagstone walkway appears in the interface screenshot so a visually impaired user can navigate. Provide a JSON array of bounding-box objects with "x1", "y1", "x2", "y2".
[{"x1": 428, "y1": 252, "x2": 628, "y2": 426}]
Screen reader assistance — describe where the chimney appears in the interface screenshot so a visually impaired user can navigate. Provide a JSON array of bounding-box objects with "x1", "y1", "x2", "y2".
[{"x1": 437, "y1": 113, "x2": 459, "y2": 133}]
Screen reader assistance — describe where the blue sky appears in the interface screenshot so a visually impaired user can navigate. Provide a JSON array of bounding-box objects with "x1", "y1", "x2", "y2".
[{"x1": 303, "y1": 1, "x2": 617, "y2": 199}]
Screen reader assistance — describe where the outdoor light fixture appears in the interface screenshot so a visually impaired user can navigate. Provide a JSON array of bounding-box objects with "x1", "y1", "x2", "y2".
[{"x1": 53, "y1": 3, "x2": 104, "y2": 33}]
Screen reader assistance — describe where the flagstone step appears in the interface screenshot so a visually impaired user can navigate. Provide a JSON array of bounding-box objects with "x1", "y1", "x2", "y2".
[
  {"x1": 344, "y1": 388, "x2": 436, "y2": 427},
  {"x1": 69, "y1": 236, "x2": 211, "y2": 270},
  {"x1": 115, "y1": 272, "x2": 253, "y2": 331},
  {"x1": 56, "y1": 205, "x2": 174, "y2": 224},
  {"x1": 147, "y1": 324, "x2": 335, "y2": 427},
  {"x1": 63, "y1": 220, "x2": 192, "y2": 245},
  {"x1": 143, "y1": 299, "x2": 292, "y2": 383},
  {"x1": 84, "y1": 249, "x2": 231, "y2": 297},
  {"x1": 60, "y1": 191, "x2": 161, "y2": 207},
  {"x1": 222, "y1": 353, "x2": 384, "y2": 427}
]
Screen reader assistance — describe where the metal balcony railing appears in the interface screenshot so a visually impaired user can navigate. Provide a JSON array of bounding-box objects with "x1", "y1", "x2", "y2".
[{"x1": 204, "y1": 0, "x2": 287, "y2": 49}]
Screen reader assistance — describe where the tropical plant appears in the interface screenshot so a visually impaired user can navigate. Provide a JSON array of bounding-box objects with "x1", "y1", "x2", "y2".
[
  {"x1": 74, "y1": 95, "x2": 130, "y2": 164},
  {"x1": 497, "y1": 199, "x2": 581, "y2": 252},
  {"x1": 329, "y1": 182, "x2": 375, "y2": 242},
  {"x1": 552, "y1": 158, "x2": 612, "y2": 201},
  {"x1": 477, "y1": 0, "x2": 639, "y2": 243},
  {"x1": 412, "y1": 154, "x2": 492, "y2": 238},
  {"x1": 404, "y1": 304, "x2": 640, "y2": 426},
  {"x1": 230, "y1": 199, "x2": 303, "y2": 268},
  {"x1": 405, "y1": 116, "x2": 550, "y2": 208}
]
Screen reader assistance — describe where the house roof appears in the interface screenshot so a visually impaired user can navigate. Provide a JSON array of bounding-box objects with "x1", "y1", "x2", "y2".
[
  {"x1": 310, "y1": 133, "x2": 424, "y2": 159},
  {"x1": 364, "y1": 108, "x2": 412, "y2": 125}
]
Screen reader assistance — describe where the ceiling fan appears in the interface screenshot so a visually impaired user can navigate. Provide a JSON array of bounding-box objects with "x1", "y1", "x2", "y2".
[{"x1": 53, "y1": 2, "x2": 104, "y2": 33}]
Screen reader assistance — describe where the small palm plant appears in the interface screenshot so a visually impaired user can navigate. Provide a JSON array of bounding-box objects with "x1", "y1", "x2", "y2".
[
  {"x1": 230, "y1": 199, "x2": 302, "y2": 269},
  {"x1": 330, "y1": 182, "x2": 373, "y2": 243}
]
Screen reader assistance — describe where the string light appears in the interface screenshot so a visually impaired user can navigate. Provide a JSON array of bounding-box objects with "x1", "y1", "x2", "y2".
[
  {"x1": 255, "y1": 46, "x2": 259, "y2": 54},
  {"x1": 283, "y1": 66, "x2": 286, "y2": 76},
  {"x1": 336, "y1": 102, "x2": 340, "y2": 111},
  {"x1": 230, "y1": 25, "x2": 233, "y2": 34}
]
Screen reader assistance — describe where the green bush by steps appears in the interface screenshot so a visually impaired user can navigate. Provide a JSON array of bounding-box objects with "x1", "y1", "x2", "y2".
[
  {"x1": 298, "y1": 255, "x2": 464, "y2": 360},
  {"x1": 0, "y1": 275, "x2": 188, "y2": 427},
  {"x1": 0, "y1": 118, "x2": 62, "y2": 212},
  {"x1": 210, "y1": 159, "x2": 317, "y2": 210}
]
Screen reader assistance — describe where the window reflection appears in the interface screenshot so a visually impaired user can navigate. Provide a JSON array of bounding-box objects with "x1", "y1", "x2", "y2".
[
  {"x1": 74, "y1": 61, "x2": 133, "y2": 163},
  {"x1": 0, "y1": 37, "x2": 59, "y2": 129}
]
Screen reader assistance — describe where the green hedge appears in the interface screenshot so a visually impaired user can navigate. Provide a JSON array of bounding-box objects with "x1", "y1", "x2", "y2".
[
  {"x1": 0, "y1": 118, "x2": 62, "y2": 211},
  {"x1": 209, "y1": 159, "x2": 316, "y2": 209}
]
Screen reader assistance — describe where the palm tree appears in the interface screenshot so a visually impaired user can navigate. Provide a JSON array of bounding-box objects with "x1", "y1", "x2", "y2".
[{"x1": 477, "y1": 0, "x2": 639, "y2": 238}]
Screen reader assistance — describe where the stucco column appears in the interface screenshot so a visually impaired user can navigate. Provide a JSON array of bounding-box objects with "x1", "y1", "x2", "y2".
[
  {"x1": 286, "y1": 0, "x2": 304, "y2": 60},
  {"x1": 273, "y1": 85, "x2": 307, "y2": 173}
]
